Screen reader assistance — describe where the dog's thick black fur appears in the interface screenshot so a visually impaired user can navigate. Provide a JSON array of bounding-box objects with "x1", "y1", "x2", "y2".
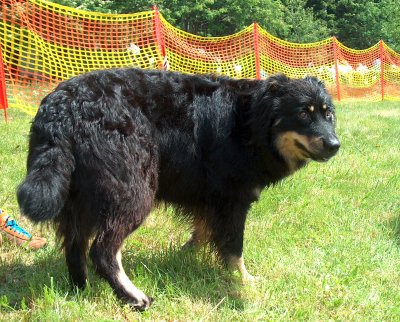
[{"x1": 17, "y1": 68, "x2": 340, "y2": 310}]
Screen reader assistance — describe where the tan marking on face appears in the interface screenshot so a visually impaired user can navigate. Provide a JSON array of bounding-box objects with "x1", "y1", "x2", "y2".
[
  {"x1": 228, "y1": 255, "x2": 257, "y2": 284},
  {"x1": 276, "y1": 131, "x2": 312, "y2": 171},
  {"x1": 309, "y1": 105, "x2": 315, "y2": 113},
  {"x1": 322, "y1": 104, "x2": 327, "y2": 110}
]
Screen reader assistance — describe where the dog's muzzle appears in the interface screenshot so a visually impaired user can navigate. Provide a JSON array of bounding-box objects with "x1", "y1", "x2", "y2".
[{"x1": 312, "y1": 135, "x2": 340, "y2": 161}]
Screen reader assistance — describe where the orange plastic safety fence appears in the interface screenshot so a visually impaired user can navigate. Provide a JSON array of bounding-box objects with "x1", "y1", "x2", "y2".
[
  {"x1": 0, "y1": 0, "x2": 399, "y2": 116},
  {"x1": 160, "y1": 14, "x2": 257, "y2": 79},
  {"x1": 0, "y1": 0, "x2": 162, "y2": 114},
  {"x1": 257, "y1": 26, "x2": 335, "y2": 89}
]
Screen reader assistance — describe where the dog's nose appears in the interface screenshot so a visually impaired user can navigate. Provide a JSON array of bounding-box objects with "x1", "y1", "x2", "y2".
[{"x1": 323, "y1": 136, "x2": 340, "y2": 154}]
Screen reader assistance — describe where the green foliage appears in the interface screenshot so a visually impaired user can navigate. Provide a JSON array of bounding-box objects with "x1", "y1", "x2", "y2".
[
  {"x1": 380, "y1": 0, "x2": 400, "y2": 51},
  {"x1": 52, "y1": 0, "x2": 116, "y2": 13},
  {"x1": 279, "y1": 0, "x2": 330, "y2": 43},
  {"x1": 306, "y1": 0, "x2": 399, "y2": 50}
]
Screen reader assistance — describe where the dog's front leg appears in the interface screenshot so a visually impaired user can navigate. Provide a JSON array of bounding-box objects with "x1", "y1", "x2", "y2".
[
  {"x1": 210, "y1": 204, "x2": 258, "y2": 284},
  {"x1": 227, "y1": 255, "x2": 258, "y2": 284}
]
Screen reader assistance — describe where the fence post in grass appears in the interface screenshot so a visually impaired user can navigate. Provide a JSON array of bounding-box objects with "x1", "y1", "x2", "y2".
[
  {"x1": 332, "y1": 37, "x2": 341, "y2": 102},
  {"x1": 380, "y1": 40, "x2": 385, "y2": 101},
  {"x1": 152, "y1": 5, "x2": 168, "y2": 70},
  {"x1": 253, "y1": 22, "x2": 261, "y2": 80},
  {"x1": 0, "y1": 47, "x2": 8, "y2": 123}
]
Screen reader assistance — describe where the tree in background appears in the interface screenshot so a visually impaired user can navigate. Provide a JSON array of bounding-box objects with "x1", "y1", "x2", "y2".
[
  {"x1": 54, "y1": 0, "x2": 287, "y2": 37},
  {"x1": 52, "y1": 0, "x2": 398, "y2": 51},
  {"x1": 157, "y1": 0, "x2": 287, "y2": 38},
  {"x1": 380, "y1": 0, "x2": 400, "y2": 51},
  {"x1": 278, "y1": 0, "x2": 330, "y2": 43},
  {"x1": 306, "y1": 0, "x2": 399, "y2": 51}
]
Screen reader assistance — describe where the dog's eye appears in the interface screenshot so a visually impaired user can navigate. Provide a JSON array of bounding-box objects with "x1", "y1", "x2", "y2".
[
  {"x1": 299, "y1": 111, "x2": 309, "y2": 119},
  {"x1": 326, "y1": 111, "x2": 333, "y2": 120}
]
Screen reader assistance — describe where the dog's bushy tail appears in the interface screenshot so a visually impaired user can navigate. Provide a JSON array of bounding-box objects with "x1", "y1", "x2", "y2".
[{"x1": 17, "y1": 143, "x2": 75, "y2": 222}]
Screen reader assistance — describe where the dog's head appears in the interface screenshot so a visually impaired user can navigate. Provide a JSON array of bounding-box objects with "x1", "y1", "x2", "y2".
[{"x1": 253, "y1": 74, "x2": 340, "y2": 171}]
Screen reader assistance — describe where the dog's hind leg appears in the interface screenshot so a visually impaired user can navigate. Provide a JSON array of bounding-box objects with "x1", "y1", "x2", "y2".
[
  {"x1": 89, "y1": 211, "x2": 153, "y2": 311},
  {"x1": 65, "y1": 236, "x2": 89, "y2": 289},
  {"x1": 57, "y1": 207, "x2": 90, "y2": 289}
]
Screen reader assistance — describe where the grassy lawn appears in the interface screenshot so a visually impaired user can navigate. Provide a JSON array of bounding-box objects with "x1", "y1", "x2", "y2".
[{"x1": 0, "y1": 101, "x2": 399, "y2": 321}]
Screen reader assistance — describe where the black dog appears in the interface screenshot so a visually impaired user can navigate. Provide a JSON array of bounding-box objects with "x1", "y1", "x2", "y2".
[{"x1": 17, "y1": 69, "x2": 340, "y2": 310}]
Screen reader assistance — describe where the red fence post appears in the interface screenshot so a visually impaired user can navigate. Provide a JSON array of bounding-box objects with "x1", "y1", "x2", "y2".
[
  {"x1": 380, "y1": 40, "x2": 385, "y2": 101},
  {"x1": 152, "y1": 5, "x2": 168, "y2": 70},
  {"x1": 253, "y1": 23, "x2": 261, "y2": 80},
  {"x1": 332, "y1": 37, "x2": 341, "y2": 102},
  {"x1": 0, "y1": 47, "x2": 8, "y2": 123}
]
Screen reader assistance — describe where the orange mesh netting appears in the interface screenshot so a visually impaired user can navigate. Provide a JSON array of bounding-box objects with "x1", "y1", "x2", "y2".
[
  {"x1": 160, "y1": 15, "x2": 257, "y2": 79},
  {"x1": 0, "y1": 0, "x2": 161, "y2": 114},
  {"x1": 0, "y1": 0, "x2": 399, "y2": 116}
]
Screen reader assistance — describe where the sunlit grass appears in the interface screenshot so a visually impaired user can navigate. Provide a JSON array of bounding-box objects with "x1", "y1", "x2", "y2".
[{"x1": 0, "y1": 102, "x2": 399, "y2": 321}]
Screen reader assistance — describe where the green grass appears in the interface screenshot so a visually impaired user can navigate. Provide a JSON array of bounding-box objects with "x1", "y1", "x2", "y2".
[{"x1": 0, "y1": 102, "x2": 399, "y2": 321}]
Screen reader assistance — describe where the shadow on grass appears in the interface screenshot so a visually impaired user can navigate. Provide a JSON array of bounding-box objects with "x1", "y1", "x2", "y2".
[
  {"x1": 131, "y1": 246, "x2": 247, "y2": 310},
  {"x1": 0, "y1": 247, "x2": 69, "y2": 310},
  {"x1": 0, "y1": 244, "x2": 247, "y2": 312},
  {"x1": 385, "y1": 214, "x2": 400, "y2": 247}
]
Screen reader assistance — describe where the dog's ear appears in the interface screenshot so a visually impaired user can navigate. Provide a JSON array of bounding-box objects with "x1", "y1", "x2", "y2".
[
  {"x1": 254, "y1": 73, "x2": 289, "y2": 105},
  {"x1": 247, "y1": 74, "x2": 289, "y2": 144},
  {"x1": 266, "y1": 73, "x2": 289, "y2": 95},
  {"x1": 304, "y1": 75, "x2": 326, "y2": 90}
]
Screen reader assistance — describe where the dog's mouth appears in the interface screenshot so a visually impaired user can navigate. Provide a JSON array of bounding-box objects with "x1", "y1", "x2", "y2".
[
  {"x1": 294, "y1": 138, "x2": 339, "y2": 162},
  {"x1": 310, "y1": 155, "x2": 331, "y2": 162}
]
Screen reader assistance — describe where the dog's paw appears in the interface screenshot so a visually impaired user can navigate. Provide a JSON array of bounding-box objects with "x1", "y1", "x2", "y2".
[
  {"x1": 241, "y1": 272, "x2": 261, "y2": 285},
  {"x1": 127, "y1": 294, "x2": 154, "y2": 311},
  {"x1": 181, "y1": 237, "x2": 196, "y2": 250}
]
